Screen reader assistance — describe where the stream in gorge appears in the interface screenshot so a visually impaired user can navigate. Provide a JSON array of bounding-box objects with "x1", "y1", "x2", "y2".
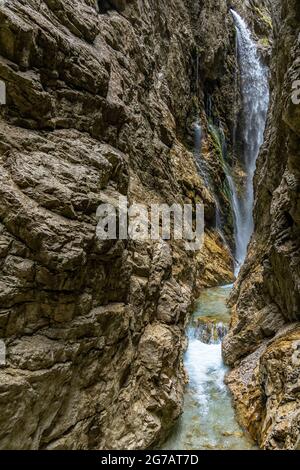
[{"x1": 162, "y1": 11, "x2": 269, "y2": 451}]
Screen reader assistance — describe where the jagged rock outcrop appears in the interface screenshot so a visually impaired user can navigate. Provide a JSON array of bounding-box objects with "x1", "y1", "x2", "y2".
[
  {"x1": 223, "y1": 0, "x2": 300, "y2": 450},
  {"x1": 0, "y1": 0, "x2": 236, "y2": 449}
]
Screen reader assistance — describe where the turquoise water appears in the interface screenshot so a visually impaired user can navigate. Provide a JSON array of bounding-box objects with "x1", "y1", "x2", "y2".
[{"x1": 161, "y1": 285, "x2": 255, "y2": 450}]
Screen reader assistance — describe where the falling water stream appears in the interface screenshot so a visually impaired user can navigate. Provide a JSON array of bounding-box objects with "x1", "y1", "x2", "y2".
[
  {"x1": 161, "y1": 11, "x2": 269, "y2": 451},
  {"x1": 162, "y1": 285, "x2": 256, "y2": 450}
]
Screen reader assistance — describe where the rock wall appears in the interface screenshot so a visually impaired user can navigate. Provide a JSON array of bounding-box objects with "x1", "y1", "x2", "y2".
[
  {"x1": 223, "y1": 0, "x2": 300, "y2": 450},
  {"x1": 0, "y1": 0, "x2": 236, "y2": 449}
]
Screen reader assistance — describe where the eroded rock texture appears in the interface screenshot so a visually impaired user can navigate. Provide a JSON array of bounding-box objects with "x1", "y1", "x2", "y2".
[
  {"x1": 0, "y1": 0, "x2": 236, "y2": 449},
  {"x1": 223, "y1": 0, "x2": 300, "y2": 450}
]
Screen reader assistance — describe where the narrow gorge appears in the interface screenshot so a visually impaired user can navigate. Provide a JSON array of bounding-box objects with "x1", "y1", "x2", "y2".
[{"x1": 0, "y1": 0, "x2": 299, "y2": 452}]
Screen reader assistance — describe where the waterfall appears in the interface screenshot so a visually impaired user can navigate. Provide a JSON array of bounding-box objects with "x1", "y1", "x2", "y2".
[
  {"x1": 229, "y1": 10, "x2": 269, "y2": 275},
  {"x1": 162, "y1": 286, "x2": 256, "y2": 450}
]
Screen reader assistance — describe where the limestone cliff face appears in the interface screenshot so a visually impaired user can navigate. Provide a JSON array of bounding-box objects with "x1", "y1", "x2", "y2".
[
  {"x1": 0, "y1": 0, "x2": 236, "y2": 449},
  {"x1": 223, "y1": 0, "x2": 300, "y2": 450}
]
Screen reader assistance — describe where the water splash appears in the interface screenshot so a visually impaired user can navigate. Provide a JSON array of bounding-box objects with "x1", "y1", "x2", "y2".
[{"x1": 230, "y1": 10, "x2": 269, "y2": 275}]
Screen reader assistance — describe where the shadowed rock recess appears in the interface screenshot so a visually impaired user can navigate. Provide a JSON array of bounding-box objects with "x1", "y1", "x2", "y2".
[{"x1": 223, "y1": 0, "x2": 300, "y2": 450}]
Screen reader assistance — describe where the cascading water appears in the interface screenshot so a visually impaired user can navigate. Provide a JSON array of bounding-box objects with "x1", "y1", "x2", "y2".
[
  {"x1": 229, "y1": 10, "x2": 269, "y2": 274},
  {"x1": 161, "y1": 10, "x2": 269, "y2": 451}
]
